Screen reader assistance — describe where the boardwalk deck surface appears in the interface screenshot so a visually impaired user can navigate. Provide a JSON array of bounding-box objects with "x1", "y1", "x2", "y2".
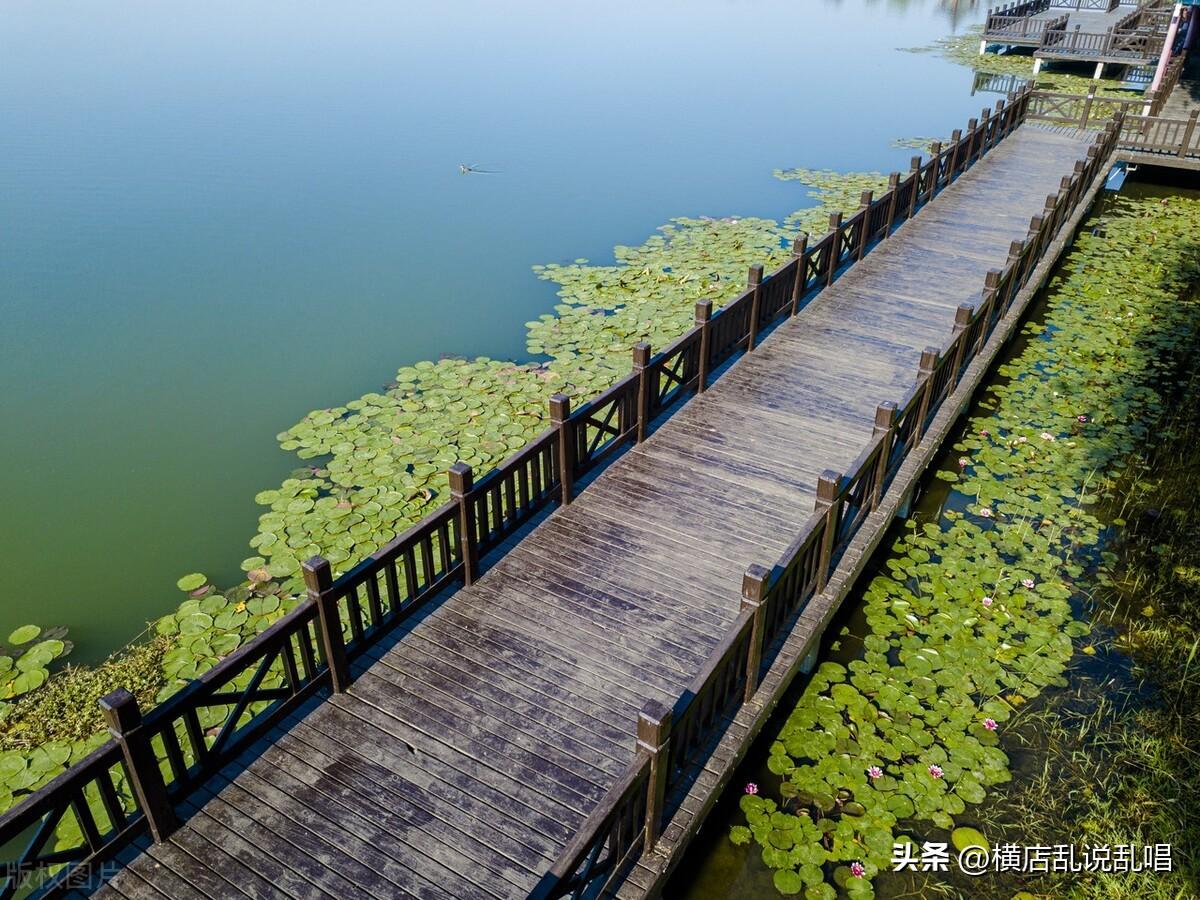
[{"x1": 91, "y1": 125, "x2": 1094, "y2": 900}]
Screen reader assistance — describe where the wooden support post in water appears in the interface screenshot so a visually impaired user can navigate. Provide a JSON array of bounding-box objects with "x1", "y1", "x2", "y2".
[
  {"x1": 914, "y1": 347, "x2": 940, "y2": 442},
  {"x1": 99, "y1": 689, "x2": 180, "y2": 843},
  {"x1": 448, "y1": 463, "x2": 479, "y2": 586},
  {"x1": 549, "y1": 394, "x2": 574, "y2": 506},
  {"x1": 741, "y1": 564, "x2": 770, "y2": 702},
  {"x1": 633, "y1": 342, "x2": 652, "y2": 443},
  {"x1": 857, "y1": 191, "x2": 873, "y2": 259},
  {"x1": 694, "y1": 300, "x2": 712, "y2": 393},
  {"x1": 303, "y1": 556, "x2": 350, "y2": 693},
  {"x1": 884, "y1": 174, "x2": 900, "y2": 234},
  {"x1": 826, "y1": 215, "x2": 842, "y2": 287},
  {"x1": 871, "y1": 402, "x2": 898, "y2": 507},
  {"x1": 790, "y1": 234, "x2": 808, "y2": 315},
  {"x1": 814, "y1": 470, "x2": 843, "y2": 592},
  {"x1": 746, "y1": 265, "x2": 764, "y2": 351},
  {"x1": 637, "y1": 700, "x2": 672, "y2": 848}
]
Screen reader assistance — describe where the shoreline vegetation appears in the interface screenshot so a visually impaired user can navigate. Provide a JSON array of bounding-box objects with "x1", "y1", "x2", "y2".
[
  {"x1": 726, "y1": 191, "x2": 1200, "y2": 899},
  {"x1": 0, "y1": 32, "x2": 1160, "y2": 819}
]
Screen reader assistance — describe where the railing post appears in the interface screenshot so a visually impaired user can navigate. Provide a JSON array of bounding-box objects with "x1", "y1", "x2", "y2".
[
  {"x1": 448, "y1": 463, "x2": 480, "y2": 586},
  {"x1": 637, "y1": 700, "x2": 672, "y2": 849},
  {"x1": 99, "y1": 689, "x2": 180, "y2": 842},
  {"x1": 1007, "y1": 238, "x2": 1026, "y2": 297},
  {"x1": 1027, "y1": 213, "x2": 1046, "y2": 262},
  {"x1": 914, "y1": 348, "x2": 940, "y2": 441},
  {"x1": 978, "y1": 270, "x2": 1002, "y2": 351},
  {"x1": 950, "y1": 305, "x2": 974, "y2": 386},
  {"x1": 746, "y1": 265, "x2": 764, "y2": 351},
  {"x1": 928, "y1": 142, "x2": 942, "y2": 195},
  {"x1": 977, "y1": 109, "x2": 991, "y2": 153},
  {"x1": 1079, "y1": 84, "x2": 1097, "y2": 129},
  {"x1": 825, "y1": 215, "x2": 842, "y2": 287},
  {"x1": 633, "y1": 342, "x2": 652, "y2": 443},
  {"x1": 550, "y1": 394, "x2": 575, "y2": 506},
  {"x1": 947, "y1": 130, "x2": 963, "y2": 178},
  {"x1": 694, "y1": 301, "x2": 712, "y2": 393},
  {"x1": 1180, "y1": 110, "x2": 1199, "y2": 158},
  {"x1": 814, "y1": 471, "x2": 844, "y2": 592},
  {"x1": 871, "y1": 402, "x2": 898, "y2": 507},
  {"x1": 907, "y1": 156, "x2": 921, "y2": 217},
  {"x1": 966, "y1": 118, "x2": 979, "y2": 163},
  {"x1": 856, "y1": 191, "x2": 873, "y2": 259},
  {"x1": 789, "y1": 234, "x2": 808, "y2": 315},
  {"x1": 304, "y1": 555, "x2": 350, "y2": 693},
  {"x1": 740, "y1": 565, "x2": 769, "y2": 702},
  {"x1": 884, "y1": 174, "x2": 900, "y2": 234}
]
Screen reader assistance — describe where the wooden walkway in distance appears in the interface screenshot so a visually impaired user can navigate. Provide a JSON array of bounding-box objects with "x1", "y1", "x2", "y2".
[{"x1": 90, "y1": 125, "x2": 1095, "y2": 900}]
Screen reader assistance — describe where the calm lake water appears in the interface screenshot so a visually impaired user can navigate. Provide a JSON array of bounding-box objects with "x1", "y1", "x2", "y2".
[{"x1": 2, "y1": 0, "x2": 988, "y2": 662}]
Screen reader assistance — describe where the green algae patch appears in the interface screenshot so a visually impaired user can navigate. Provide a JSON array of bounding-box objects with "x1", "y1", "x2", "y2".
[{"x1": 730, "y1": 192, "x2": 1200, "y2": 897}]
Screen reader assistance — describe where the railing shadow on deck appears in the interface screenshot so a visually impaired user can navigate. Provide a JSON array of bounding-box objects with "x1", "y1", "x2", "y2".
[
  {"x1": 0, "y1": 85, "x2": 1044, "y2": 900},
  {"x1": 527, "y1": 113, "x2": 1123, "y2": 900}
]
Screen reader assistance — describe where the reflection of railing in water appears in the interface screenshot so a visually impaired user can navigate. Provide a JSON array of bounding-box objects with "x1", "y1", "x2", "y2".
[{"x1": 973, "y1": 70, "x2": 1034, "y2": 96}]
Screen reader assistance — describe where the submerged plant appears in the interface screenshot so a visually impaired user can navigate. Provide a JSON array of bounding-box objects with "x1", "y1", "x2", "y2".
[{"x1": 731, "y1": 193, "x2": 1200, "y2": 897}]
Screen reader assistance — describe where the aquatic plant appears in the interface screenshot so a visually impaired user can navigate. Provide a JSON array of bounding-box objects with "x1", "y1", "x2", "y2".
[
  {"x1": 731, "y1": 193, "x2": 1200, "y2": 897},
  {"x1": 905, "y1": 27, "x2": 1139, "y2": 99}
]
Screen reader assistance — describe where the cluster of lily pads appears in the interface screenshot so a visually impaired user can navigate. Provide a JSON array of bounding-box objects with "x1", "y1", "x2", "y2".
[
  {"x1": 0, "y1": 627, "x2": 72, "y2": 716},
  {"x1": 730, "y1": 193, "x2": 1200, "y2": 898}
]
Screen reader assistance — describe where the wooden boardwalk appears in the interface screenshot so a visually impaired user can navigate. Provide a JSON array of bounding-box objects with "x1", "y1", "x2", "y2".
[{"x1": 74, "y1": 123, "x2": 1096, "y2": 900}]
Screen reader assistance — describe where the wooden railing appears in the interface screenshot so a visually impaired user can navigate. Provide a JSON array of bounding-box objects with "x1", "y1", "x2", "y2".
[
  {"x1": 0, "y1": 87, "x2": 1041, "y2": 899},
  {"x1": 530, "y1": 111, "x2": 1122, "y2": 900}
]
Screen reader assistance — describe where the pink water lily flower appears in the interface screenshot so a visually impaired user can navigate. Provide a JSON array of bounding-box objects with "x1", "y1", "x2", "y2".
[
  {"x1": 1077, "y1": 414, "x2": 1088, "y2": 423},
  {"x1": 850, "y1": 861, "x2": 866, "y2": 878},
  {"x1": 958, "y1": 457, "x2": 969, "y2": 468},
  {"x1": 1040, "y1": 432, "x2": 1056, "y2": 442},
  {"x1": 982, "y1": 596, "x2": 994, "y2": 608},
  {"x1": 1022, "y1": 579, "x2": 1035, "y2": 589},
  {"x1": 1017, "y1": 436, "x2": 1028, "y2": 444},
  {"x1": 928, "y1": 764, "x2": 944, "y2": 779},
  {"x1": 979, "y1": 507, "x2": 993, "y2": 518},
  {"x1": 980, "y1": 429, "x2": 990, "y2": 437},
  {"x1": 983, "y1": 718, "x2": 998, "y2": 731},
  {"x1": 867, "y1": 765, "x2": 884, "y2": 779},
  {"x1": 744, "y1": 783, "x2": 758, "y2": 795}
]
